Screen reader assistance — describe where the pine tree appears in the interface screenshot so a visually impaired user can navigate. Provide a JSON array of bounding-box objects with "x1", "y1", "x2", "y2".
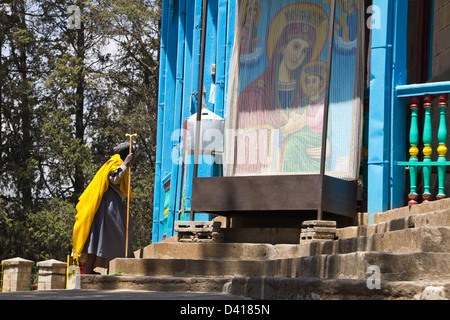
[{"x1": 0, "y1": 0, "x2": 161, "y2": 261}]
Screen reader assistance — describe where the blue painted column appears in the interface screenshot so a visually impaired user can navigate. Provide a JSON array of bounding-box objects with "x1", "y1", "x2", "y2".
[
  {"x1": 152, "y1": 0, "x2": 180, "y2": 242},
  {"x1": 166, "y1": 0, "x2": 187, "y2": 239},
  {"x1": 389, "y1": 0, "x2": 408, "y2": 211},
  {"x1": 152, "y1": 0, "x2": 169, "y2": 243},
  {"x1": 367, "y1": 0, "x2": 408, "y2": 223},
  {"x1": 160, "y1": 1, "x2": 179, "y2": 240},
  {"x1": 215, "y1": 0, "x2": 228, "y2": 118},
  {"x1": 183, "y1": 0, "x2": 204, "y2": 221}
]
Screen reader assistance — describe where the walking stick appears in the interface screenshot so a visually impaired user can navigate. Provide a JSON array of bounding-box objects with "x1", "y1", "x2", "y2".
[{"x1": 125, "y1": 133, "x2": 137, "y2": 258}]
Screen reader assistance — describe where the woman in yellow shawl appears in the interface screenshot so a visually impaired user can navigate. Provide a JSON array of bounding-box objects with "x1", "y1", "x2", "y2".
[{"x1": 72, "y1": 142, "x2": 135, "y2": 274}]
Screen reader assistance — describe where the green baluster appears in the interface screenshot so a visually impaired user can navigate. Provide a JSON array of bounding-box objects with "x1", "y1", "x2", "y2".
[
  {"x1": 437, "y1": 94, "x2": 448, "y2": 200},
  {"x1": 422, "y1": 95, "x2": 433, "y2": 203},
  {"x1": 408, "y1": 97, "x2": 419, "y2": 205}
]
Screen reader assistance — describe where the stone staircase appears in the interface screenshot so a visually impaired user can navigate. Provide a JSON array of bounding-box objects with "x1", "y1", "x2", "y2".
[{"x1": 78, "y1": 199, "x2": 450, "y2": 300}]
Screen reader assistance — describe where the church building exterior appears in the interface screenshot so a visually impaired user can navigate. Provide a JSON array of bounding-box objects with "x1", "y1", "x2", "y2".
[{"x1": 152, "y1": 0, "x2": 450, "y2": 243}]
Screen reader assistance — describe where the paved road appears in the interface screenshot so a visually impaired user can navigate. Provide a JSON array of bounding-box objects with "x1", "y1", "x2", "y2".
[{"x1": 0, "y1": 289, "x2": 249, "y2": 300}]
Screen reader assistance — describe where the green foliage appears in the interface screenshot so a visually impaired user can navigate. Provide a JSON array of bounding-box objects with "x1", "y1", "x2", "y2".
[
  {"x1": 24, "y1": 198, "x2": 76, "y2": 261},
  {"x1": 0, "y1": 0, "x2": 161, "y2": 262}
]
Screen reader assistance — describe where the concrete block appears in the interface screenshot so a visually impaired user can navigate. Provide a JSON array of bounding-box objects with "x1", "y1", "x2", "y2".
[
  {"x1": 1, "y1": 257, "x2": 34, "y2": 292},
  {"x1": 300, "y1": 220, "x2": 337, "y2": 244},
  {"x1": 175, "y1": 221, "x2": 224, "y2": 243},
  {"x1": 174, "y1": 221, "x2": 222, "y2": 233},
  {"x1": 37, "y1": 259, "x2": 67, "y2": 290}
]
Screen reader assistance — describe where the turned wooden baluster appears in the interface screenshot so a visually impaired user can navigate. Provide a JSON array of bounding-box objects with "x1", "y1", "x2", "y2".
[
  {"x1": 422, "y1": 95, "x2": 433, "y2": 203},
  {"x1": 408, "y1": 97, "x2": 420, "y2": 205},
  {"x1": 436, "y1": 93, "x2": 448, "y2": 200}
]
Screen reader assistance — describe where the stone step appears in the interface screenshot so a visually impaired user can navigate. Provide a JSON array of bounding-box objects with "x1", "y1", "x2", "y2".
[
  {"x1": 338, "y1": 210, "x2": 450, "y2": 239},
  {"x1": 112, "y1": 251, "x2": 450, "y2": 282},
  {"x1": 77, "y1": 273, "x2": 450, "y2": 300},
  {"x1": 283, "y1": 252, "x2": 450, "y2": 282},
  {"x1": 304, "y1": 226, "x2": 450, "y2": 256},
  {"x1": 135, "y1": 226, "x2": 450, "y2": 263},
  {"x1": 78, "y1": 274, "x2": 232, "y2": 293},
  {"x1": 373, "y1": 198, "x2": 450, "y2": 224},
  {"x1": 229, "y1": 277, "x2": 450, "y2": 300},
  {"x1": 90, "y1": 251, "x2": 450, "y2": 298},
  {"x1": 99, "y1": 202, "x2": 450, "y2": 299},
  {"x1": 138, "y1": 205, "x2": 450, "y2": 250},
  {"x1": 109, "y1": 257, "x2": 273, "y2": 278},
  {"x1": 136, "y1": 242, "x2": 302, "y2": 261}
]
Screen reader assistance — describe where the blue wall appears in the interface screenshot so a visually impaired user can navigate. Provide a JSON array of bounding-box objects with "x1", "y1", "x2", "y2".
[
  {"x1": 153, "y1": 0, "x2": 236, "y2": 242},
  {"x1": 367, "y1": 0, "x2": 408, "y2": 223},
  {"x1": 154, "y1": 0, "x2": 412, "y2": 241}
]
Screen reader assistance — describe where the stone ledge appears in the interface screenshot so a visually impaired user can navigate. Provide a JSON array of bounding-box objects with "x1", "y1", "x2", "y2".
[
  {"x1": 338, "y1": 210, "x2": 450, "y2": 239},
  {"x1": 305, "y1": 226, "x2": 450, "y2": 256},
  {"x1": 109, "y1": 258, "x2": 273, "y2": 278},
  {"x1": 112, "y1": 251, "x2": 450, "y2": 282},
  {"x1": 79, "y1": 275, "x2": 232, "y2": 293},
  {"x1": 135, "y1": 242, "x2": 303, "y2": 260},
  {"x1": 136, "y1": 225, "x2": 450, "y2": 263},
  {"x1": 287, "y1": 251, "x2": 450, "y2": 281},
  {"x1": 374, "y1": 198, "x2": 450, "y2": 224},
  {"x1": 229, "y1": 277, "x2": 450, "y2": 300}
]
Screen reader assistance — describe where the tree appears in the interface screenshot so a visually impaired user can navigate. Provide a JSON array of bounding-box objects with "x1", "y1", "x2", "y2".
[
  {"x1": 88, "y1": 0, "x2": 161, "y2": 249},
  {"x1": 0, "y1": 0, "x2": 161, "y2": 262},
  {"x1": 0, "y1": 0, "x2": 38, "y2": 212}
]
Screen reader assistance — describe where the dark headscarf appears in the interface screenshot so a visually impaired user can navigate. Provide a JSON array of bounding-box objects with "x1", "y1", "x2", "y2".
[{"x1": 113, "y1": 142, "x2": 133, "y2": 161}]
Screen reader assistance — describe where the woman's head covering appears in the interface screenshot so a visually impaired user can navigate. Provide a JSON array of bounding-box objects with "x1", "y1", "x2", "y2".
[{"x1": 113, "y1": 142, "x2": 134, "y2": 160}]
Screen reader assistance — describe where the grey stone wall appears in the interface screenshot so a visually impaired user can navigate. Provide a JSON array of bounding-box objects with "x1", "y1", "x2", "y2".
[{"x1": 432, "y1": 0, "x2": 450, "y2": 81}]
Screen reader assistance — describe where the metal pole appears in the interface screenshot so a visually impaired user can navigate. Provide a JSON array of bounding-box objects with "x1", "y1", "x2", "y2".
[
  {"x1": 318, "y1": 0, "x2": 336, "y2": 221},
  {"x1": 191, "y1": 0, "x2": 208, "y2": 221},
  {"x1": 125, "y1": 133, "x2": 137, "y2": 257}
]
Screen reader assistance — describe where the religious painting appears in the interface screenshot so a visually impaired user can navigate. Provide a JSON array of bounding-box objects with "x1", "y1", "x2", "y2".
[{"x1": 224, "y1": 0, "x2": 364, "y2": 180}]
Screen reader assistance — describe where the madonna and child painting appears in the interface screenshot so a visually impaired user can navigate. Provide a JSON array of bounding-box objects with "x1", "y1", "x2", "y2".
[{"x1": 224, "y1": 0, "x2": 364, "y2": 181}]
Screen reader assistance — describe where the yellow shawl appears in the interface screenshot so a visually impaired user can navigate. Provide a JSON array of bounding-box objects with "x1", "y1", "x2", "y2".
[{"x1": 72, "y1": 154, "x2": 134, "y2": 260}]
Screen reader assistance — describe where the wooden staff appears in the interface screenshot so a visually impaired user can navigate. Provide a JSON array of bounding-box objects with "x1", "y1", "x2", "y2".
[{"x1": 125, "y1": 133, "x2": 137, "y2": 258}]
